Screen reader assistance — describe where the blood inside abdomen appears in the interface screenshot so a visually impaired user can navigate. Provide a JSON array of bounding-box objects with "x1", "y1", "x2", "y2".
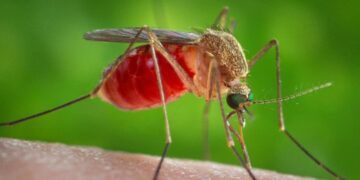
[{"x1": 97, "y1": 44, "x2": 198, "y2": 110}]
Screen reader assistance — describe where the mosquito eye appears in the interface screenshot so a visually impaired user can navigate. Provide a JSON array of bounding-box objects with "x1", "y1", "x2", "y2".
[{"x1": 226, "y1": 94, "x2": 247, "y2": 109}]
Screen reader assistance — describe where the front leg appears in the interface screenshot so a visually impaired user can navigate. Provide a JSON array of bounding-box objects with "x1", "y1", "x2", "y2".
[
  {"x1": 248, "y1": 39, "x2": 343, "y2": 179},
  {"x1": 207, "y1": 52, "x2": 257, "y2": 180},
  {"x1": 247, "y1": 39, "x2": 283, "y2": 129}
]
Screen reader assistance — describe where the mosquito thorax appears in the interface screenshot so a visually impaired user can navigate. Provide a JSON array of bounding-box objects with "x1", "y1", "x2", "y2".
[
  {"x1": 199, "y1": 29, "x2": 249, "y2": 83},
  {"x1": 226, "y1": 83, "x2": 253, "y2": 109}
]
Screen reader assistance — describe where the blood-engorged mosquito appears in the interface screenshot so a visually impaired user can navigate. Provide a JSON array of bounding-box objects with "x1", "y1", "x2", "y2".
[{"x1": 0, "y1": 7, "x2": 343, "y2": 180}]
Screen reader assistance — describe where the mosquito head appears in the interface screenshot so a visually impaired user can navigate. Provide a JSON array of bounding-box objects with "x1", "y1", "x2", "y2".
[{"x1": 226, "y1": 83, "x2": 254, "y2": 109}]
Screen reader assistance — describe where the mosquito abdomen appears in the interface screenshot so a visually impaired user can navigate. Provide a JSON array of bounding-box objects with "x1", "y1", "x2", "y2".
[{"x1": 97, "y1": 44, "x2": 198, "y2": 110}]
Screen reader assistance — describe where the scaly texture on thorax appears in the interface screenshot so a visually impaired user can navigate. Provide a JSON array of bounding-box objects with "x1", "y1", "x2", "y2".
[{"x1": 199, "y1": 29, "x2": 248, "y2": 84}]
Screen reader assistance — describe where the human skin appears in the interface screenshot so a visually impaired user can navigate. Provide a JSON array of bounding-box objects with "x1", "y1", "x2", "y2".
[{"x1": 0, "y1": 138, "x2": 311, "y2": 180}]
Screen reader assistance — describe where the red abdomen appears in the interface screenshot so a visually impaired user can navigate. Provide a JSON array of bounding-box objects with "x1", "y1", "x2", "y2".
[{"x1": 97, "y1": 44, "x2": 198, "y2": 110}]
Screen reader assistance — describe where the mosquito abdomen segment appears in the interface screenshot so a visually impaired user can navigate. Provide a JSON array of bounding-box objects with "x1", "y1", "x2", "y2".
[{"x1": 97, "y1": 44, "x2": 198, "y2": 110}]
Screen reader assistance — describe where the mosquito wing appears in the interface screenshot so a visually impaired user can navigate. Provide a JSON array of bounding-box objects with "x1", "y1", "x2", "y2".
[{"x1": 84, "y1": 28, "x2": 200, "y2": 44}]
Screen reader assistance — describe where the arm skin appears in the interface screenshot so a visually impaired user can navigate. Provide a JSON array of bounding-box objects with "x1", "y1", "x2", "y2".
[{"x1": 0, "y1": 138, "x2": 311, "y2": 180}]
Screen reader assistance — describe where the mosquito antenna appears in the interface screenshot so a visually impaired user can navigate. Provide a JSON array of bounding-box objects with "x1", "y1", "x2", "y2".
[
  {"x1": 252, "y1": 82, "x2": 332, "y2": 105},
  {"x1": 0, "y1": 94, "x2": 91, "y2": 126}
]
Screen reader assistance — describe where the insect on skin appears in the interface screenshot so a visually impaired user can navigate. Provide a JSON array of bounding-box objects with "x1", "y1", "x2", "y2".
[{"x1": 0, "y1": 7, "x2": 344, "y2": 180}]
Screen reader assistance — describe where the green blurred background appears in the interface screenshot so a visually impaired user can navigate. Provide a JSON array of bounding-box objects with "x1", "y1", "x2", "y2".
[{"x1": 0, "y1": 0, "x2": 358, "y2": 179}]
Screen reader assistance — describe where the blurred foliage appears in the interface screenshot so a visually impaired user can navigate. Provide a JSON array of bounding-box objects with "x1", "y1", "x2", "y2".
[{"x1": 0, "y1": 0, "x2": 359, "y2": 179}]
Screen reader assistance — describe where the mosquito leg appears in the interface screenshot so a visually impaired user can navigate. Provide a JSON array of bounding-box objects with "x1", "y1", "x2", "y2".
[
  {"x1": 249, "y1": 39, "x2": 343, "y2": 179},
  {"x1": 205, "y1": 54, "x2": 233, "y2": 147},
  {"x1": 144, "y1": 25, "x2": 204, "y2": 179},
  {"x1": 236, "y1": 112, "x2": 252, "y2": 169},
  {"x1": 0, "y1": 94, "x2": 91, "y2": 126},
  {"x1": 202, "y1": 58, "x2": 217, "y2": 160},
  {"x1": 207, "y1": 53, "x2": 256, "y2": 180},
  {"x1": 146, "y1": 35, "x2": 172, "y2": 180},
  {"x1": 143, "y1": 25, "x2": 204, "y2": 179},
  {"x1": 91, "y1": 27, "x2": 146, "y2": 97},
  {"x1": 211, "y1": 7, "x2": 229, "y2": 30},
  {"x1": 229, "y1": 19, "x2": 237, "y2": 34},
  {"x1": 202, "y1": 101, "x2": 211, "y2": 160},
  {"x1": 225, "y1": 111, "x2": 253, "y2": 171},
  {"x1": 0, "y1": 28, "x2": 148, "y2": 126}
]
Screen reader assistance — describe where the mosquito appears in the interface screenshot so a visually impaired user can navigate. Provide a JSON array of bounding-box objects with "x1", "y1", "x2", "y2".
[{"x1": 0, "y1": 7, "x2": 343, "y2": 180}]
